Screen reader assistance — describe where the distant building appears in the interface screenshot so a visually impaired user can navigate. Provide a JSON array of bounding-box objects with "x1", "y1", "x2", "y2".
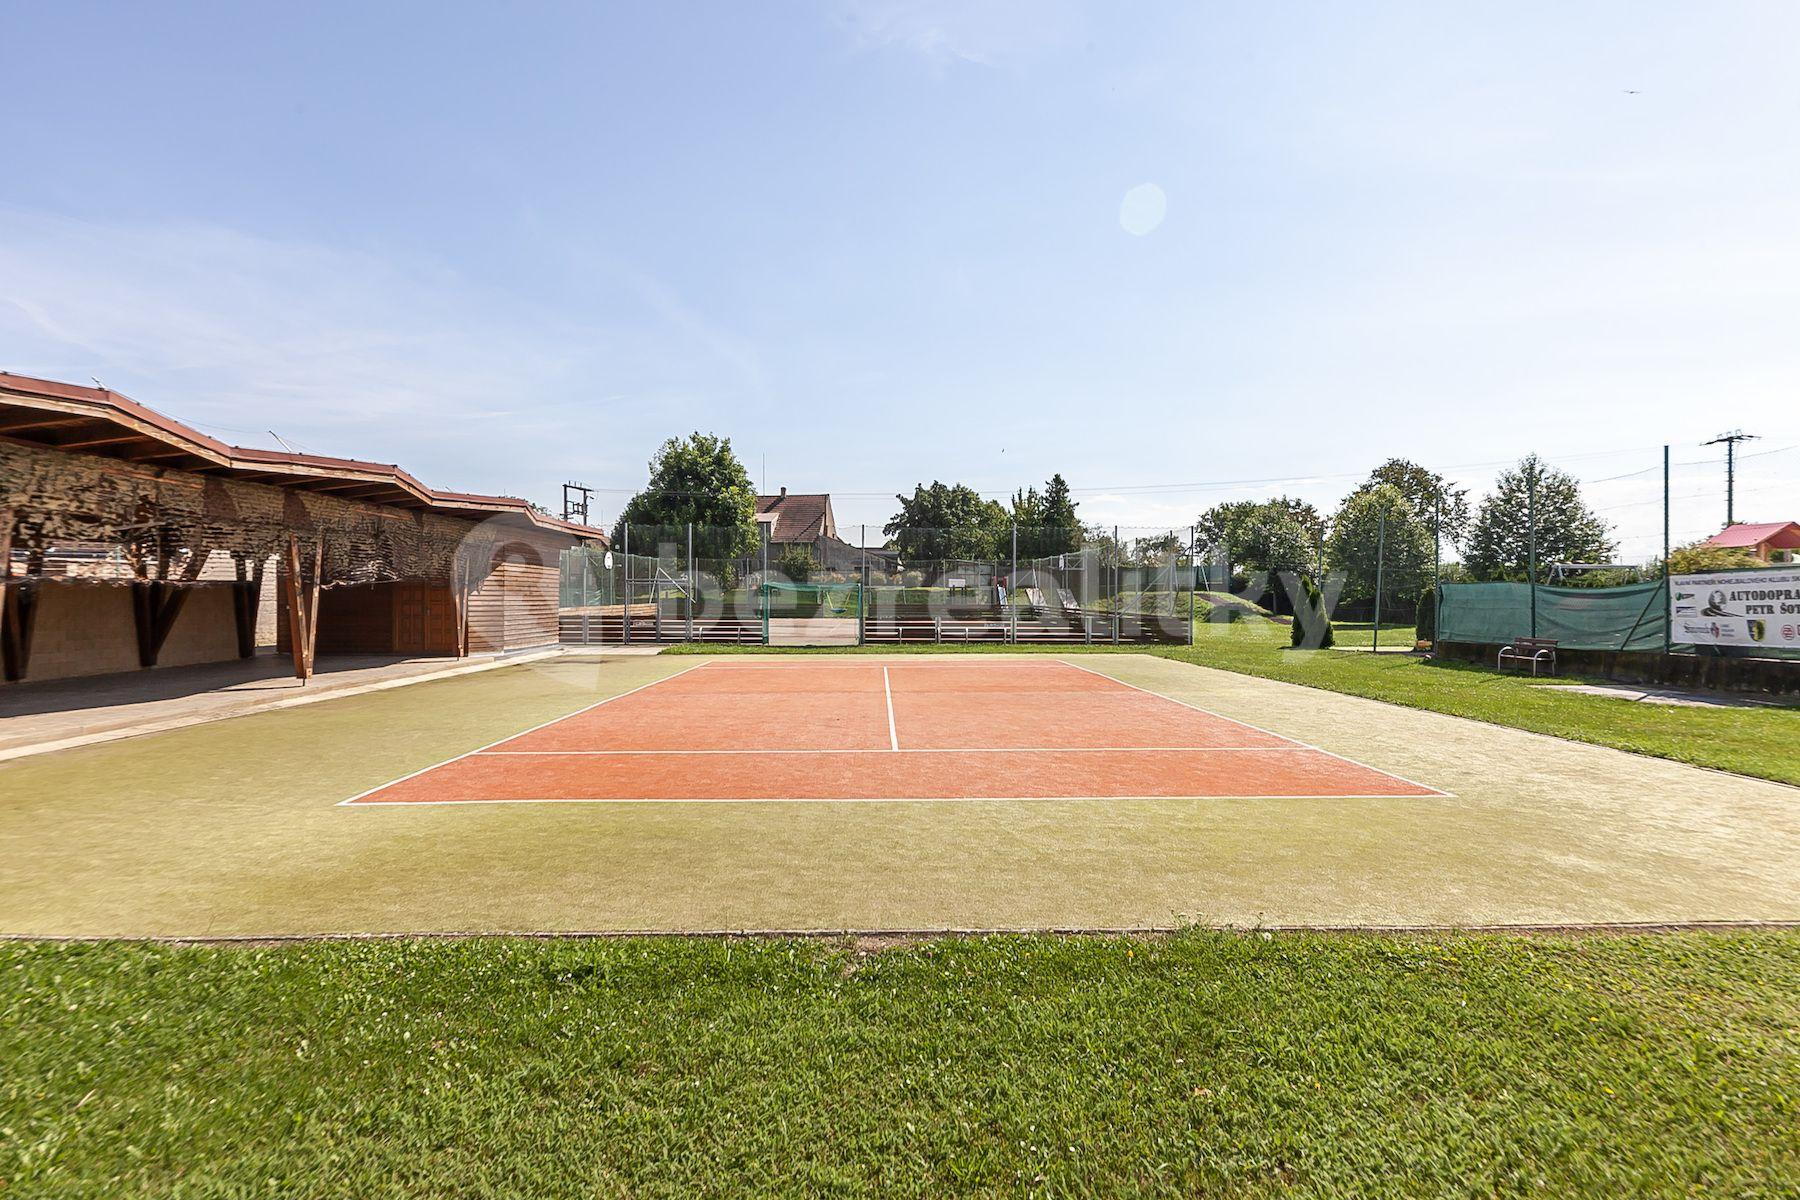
[
  {"x1": 755, "y1": 488, "x2": 838, "y2": 552},
  {"x1": 1703, "y1": 521, "x2": 1800, "y2": 565},
  {"x1": 754, "y1": 489, "x2": 886, "y2": 574}
]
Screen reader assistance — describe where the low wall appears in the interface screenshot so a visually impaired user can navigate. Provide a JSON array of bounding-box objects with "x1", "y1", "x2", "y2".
[
  {"x1": 1436, "y1": 640, "x2": 1800, "y2": 696},
  {"x1": 9, "y1": 580, "x2": 240, "y2": 684}
]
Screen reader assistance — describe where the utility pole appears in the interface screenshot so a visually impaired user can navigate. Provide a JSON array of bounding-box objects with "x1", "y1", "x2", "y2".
[
  {"x1": 561, "y1": 482, "x2": 594, "y2": 525},
  {"x1": 1703, "y1": 431, "x2": 1759, "y2": 527}
]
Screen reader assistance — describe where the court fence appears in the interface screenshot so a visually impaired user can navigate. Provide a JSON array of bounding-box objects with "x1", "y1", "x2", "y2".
[
  {"x1": 558, "y1": 524, "x2": 1216, "y2": 647},
  {"x1": 1437, "y1": 571, "x2": 1800, "y2": 662}
]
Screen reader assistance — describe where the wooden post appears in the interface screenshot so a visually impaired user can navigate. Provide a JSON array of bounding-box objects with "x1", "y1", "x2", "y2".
[
  {"x1": 305, "y1": 537, "x2": 322, "y2": 675},
  {"x1": 282, "y1": 535, "x2": 312, "y2": 681},
  {"x1": 452, "y1": 556, "x2": 471, "y2": 658},
  {"x1": 132, "y1": 581, "x2": 191, "y2": 669}
]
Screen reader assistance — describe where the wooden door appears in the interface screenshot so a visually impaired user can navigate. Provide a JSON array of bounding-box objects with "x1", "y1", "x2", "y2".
[{"x1": 394, "y1": 583, "x2": 426, "y2": 654}]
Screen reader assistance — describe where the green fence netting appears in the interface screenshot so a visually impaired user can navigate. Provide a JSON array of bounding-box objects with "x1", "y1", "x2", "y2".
[{"x1": 1437, "y1": 581, "x2": 1667, "y2": 651}]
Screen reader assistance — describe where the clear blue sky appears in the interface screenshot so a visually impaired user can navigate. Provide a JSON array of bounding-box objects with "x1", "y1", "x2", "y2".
[{"x1": 4, "y1": 1, "x2": 1798, "y2": 558}]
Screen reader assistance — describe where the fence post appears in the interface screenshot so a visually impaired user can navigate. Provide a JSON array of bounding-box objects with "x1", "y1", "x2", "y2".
[
  {"x1": 1010, "y1": 522, "x2": 1018, "y2": 645},
  {"x1": 761, "y1": 525, "x2": 769, "y2": 645},
  {"x1": 686, "y1": 523, "x2": 694, "y2": 643},
  {"x1": 1372, "y1": 508, "x2": 1386, "y2": 653},
  {"x1": 1527, "y1": 469, "x2": 1538, "y2": 638},
  {"x1": 1431, "y1": 499, "x2": 1441, "y2": 650},
  {"x1": 1662, "y1": 444, "x2": 1672, "y2": 656},
  {"x1": 1189, "y1": 524, "x2": 1197, "y2": 645},
  {"x1": 1113, "y1": 525, "x2": 1121, "y2": 644},
  {"x1": 623, "y1": 524, "x2": 632, "y2": 644},
  {"x1": 860, "y1": 523, "x2": 867, "y2": 645}
]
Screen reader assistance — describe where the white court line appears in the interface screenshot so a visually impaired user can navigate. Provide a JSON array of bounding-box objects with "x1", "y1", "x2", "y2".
[
  {"x1": 346, "y1": 792, "x2": 1447, "y2": 808},
  {"x1": 694, "y1": 658, "x2": 1069, "y2": 665},
  {"x1": 883, "y1": 666, "x2": 899, "y2": 751},
  {"x1": 1053, "y1": 658, "x2": 1451, "y2": 798},
  {"x1": 474, "y1": 745, "x2": 1318, "y2": 756},
  {"x1": 336, "y1": 660, "x2": 715, "y2": 806}
]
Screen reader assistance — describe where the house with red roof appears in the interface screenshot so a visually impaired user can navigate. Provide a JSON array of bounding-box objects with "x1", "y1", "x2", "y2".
[{"x1": 1703, "y1": 521, "x2": 1800, "y2": 564}]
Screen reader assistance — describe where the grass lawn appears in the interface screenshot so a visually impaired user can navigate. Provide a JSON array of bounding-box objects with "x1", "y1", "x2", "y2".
[
  {"x1": 3, "y1": 932, "x2": 1794, "y2": 1198},
  {"x1": 668, "y1": 623, "x2": 1800, "y2": 787},
  {"x1": 1329, "y1": 620, "x2": 1426, "y2": 650}
]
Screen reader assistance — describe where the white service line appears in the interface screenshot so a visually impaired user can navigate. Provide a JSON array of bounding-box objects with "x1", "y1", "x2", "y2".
[
  {"x1": 474, "y1": 745, "x2": 1318, "y2": 756},
  {"x1": 336, "y1": 660, "x2": 714, "y2": 806},
  {"x1": 347, "y1": 791, "x2": 1447, "y2": 808},
  {"x1": 883, "y1": 666, "x2": 899, "y2": 751}
]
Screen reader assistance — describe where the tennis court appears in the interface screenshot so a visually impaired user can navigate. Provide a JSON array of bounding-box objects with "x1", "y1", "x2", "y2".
[{"x1": 345, "y1": 659, "x2": 1443, "y2": 806}]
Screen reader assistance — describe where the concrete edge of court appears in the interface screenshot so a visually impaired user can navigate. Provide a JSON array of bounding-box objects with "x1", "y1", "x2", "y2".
[{"x1": 6, "y1": 919, "x2": 1799, "y2": 945}]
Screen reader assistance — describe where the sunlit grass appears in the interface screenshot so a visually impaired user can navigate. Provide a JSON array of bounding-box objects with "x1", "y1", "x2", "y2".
[{"x1": 3, "y1": 932, "x2": 1794, "y2": 1198}]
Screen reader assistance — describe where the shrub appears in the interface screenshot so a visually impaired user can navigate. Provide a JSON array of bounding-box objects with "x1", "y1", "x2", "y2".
[
  {"x1": 775, "y1": 545, "x2": 817, "y2": 583},
  {"x1": 1290, "y1": 575, "x2": 1334, "y2": 649},
  {"x1": 1414, "y1": 585, "x2": 1436, "y2": 642}
]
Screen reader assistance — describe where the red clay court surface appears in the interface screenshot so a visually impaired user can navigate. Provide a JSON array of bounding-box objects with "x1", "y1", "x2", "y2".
[{"x1": 344, "y1": 660, "x2": 1444, "y2": 806}]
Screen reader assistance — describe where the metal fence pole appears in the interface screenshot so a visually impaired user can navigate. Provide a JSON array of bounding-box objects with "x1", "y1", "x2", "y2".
[
  {"x1": 1372, "y1": 508, "x2": 1386, "y2": 653},
  {"x1": 1009, "y1": 522, "x2": 1018, "y2": 644},
  {"x1": 860, "y1": 524, "x2": 867, "y2": 646},
  {"x1": 1662, "y1": 444, "x2": 1672, "y2": 656},
  {"x1": 1113, "y1": 525, "x2": 1121, "y2": 644},
  {"x1": 1527, "y1": 470, "x2": 1538, "y2": 639},
  {"x1": 761, "y1": 524, "x2": 769, "y2": 645},
  {"x1": 1431, "y1": 500, "x2": 1441, "y2": 649},
  {"x1": 623, "y1": 524, "x2": 632, "y2": 644},
  {"x1": 686, "y1": 522, "x2": 694, "y2": 643},
  {"x1": 1188, "y1": 524, "x2": 1197, "y2": 645}
]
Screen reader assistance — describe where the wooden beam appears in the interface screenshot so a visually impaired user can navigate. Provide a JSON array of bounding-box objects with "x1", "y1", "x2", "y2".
[
  {"x1": 130, "y1": 581, "x2": 155, "y2": 667},
  {"x1": 128, "y1": 581, "x2": 189, "y2": 667},
  {"x1": 282, "y1": 535, "x2": 311, "y2": 682},
  {"x1": 1, "y1": 580, "x2": 39, "y2": 683},
  {"x1": 305, "y1": 538, "x2": 322, "y2": 676},
  {"x1": 47, "y1": 432, "x2": 159, "y2": 451},
  {"x1": 0, "y1": 414, "x2": 91, "y2": 434},
  {"x1": 232, "y1": 556, "x2": 263, "y2": 658},
  {"x1": 452, "y1": 557, "x2": 471, "y2": 658}
]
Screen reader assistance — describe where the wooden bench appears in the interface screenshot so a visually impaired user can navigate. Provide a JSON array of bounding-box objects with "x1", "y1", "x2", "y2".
[{"x1": 1497, "y1": 636, "x2": 1558, "y2": 676}]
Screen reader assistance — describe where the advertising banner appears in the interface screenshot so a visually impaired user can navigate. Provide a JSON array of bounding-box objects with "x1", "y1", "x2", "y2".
[{"x1": 1669, "y1": 569, "x2": 1800, "y2": 649}]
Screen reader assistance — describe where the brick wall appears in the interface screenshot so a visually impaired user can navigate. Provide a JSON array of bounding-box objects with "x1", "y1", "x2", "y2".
[{"x1": 8, "y1": 581, "x2": 239, "y2": 684}]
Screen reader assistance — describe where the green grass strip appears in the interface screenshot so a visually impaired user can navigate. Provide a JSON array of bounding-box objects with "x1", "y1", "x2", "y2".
[{"x1": 3, "y1": 932, "x2": 1795, "y2": 1197}]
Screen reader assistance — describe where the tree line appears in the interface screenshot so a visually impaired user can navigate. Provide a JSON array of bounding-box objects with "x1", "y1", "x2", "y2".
[{"x1": 609, "y1": 434, "x2": 1745, "y2": 594}]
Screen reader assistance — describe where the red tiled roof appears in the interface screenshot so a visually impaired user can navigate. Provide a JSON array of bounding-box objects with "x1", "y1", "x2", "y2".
[
  {"x1": 0, "y1": 371, "x2": 605, "y2": 542},
  {"x1": 756, "y1": 492, "x2": 836, "y2": 543},
  {"x1": 1704, "y1": 522, "x2": 1800, "y2": 550}
]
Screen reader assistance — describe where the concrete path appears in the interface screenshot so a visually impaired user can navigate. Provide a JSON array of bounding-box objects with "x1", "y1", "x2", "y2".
[
  {"x1": 0, "y1": 649, "x2": 578, "y2": 761},
  {"x1": 1534, "y1": 681, "x2": 1800, "y2": 709}
]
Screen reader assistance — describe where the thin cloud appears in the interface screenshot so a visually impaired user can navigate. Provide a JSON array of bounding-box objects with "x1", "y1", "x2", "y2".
[{"x1": 828, "y1": 0, "x2": 1080, "y2": 67}]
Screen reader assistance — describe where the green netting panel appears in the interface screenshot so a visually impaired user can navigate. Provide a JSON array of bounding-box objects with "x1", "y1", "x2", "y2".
[
  {"x1": 762, "y1": 580, "x2": 862, "y2": 617},
  {"x1": 1437, "y1": 581, "x2": 1667, "y2": 651}
]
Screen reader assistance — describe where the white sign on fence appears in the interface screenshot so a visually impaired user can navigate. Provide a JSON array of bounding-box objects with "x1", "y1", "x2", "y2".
[{"x1": 1669, "y1": 568, "x2": 1800, "y2": 649}]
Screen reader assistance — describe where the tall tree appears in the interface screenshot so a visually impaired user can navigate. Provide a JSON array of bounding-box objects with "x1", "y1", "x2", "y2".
[
  {"x1": 1326, "y1": 484, "x2": 1434, "y2": 602},
  {"x1": 1350, "y1": 459, "x2": 1471, "y2": 546},
  {"x1": 886, "y1": 482, "x2": 1009, "y2": 562},
  {"x1": 1464, "y1": 454, "x2": 1615, "y2": 582},
  {"x1": 1195, "y1": 499, "x2": 1317, "y2": 579},
  {"x1": 611, "y1": 432, "x2": 758, "y2": 559},
  {"x1": 1014, "y1": 473, "x2": 1082, "y2": 559}
]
